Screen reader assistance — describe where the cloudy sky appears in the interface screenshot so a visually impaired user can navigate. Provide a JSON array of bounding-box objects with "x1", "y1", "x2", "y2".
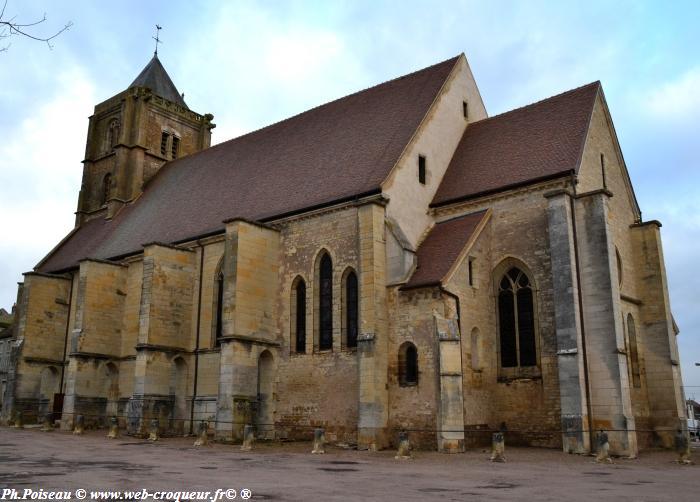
[{"x1": 1, "y1": 0, "x2": 698, "y2": 394}]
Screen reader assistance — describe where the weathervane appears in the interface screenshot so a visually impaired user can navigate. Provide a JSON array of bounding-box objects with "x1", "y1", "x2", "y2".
[{"x1": 153, "y1": 24, "x2": 162, "y2": 56}]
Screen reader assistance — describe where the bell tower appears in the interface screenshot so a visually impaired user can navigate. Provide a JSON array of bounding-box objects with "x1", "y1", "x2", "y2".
[{"x1": 76, "y1": 54, "x2": 215, "y2": 224}]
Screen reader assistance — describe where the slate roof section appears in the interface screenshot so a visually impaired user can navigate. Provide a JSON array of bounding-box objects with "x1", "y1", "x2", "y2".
[
  {"x1": 129, "y1": 55, "x2": 188, "y2": 108},
  {"x1": 403, "y1": 210, "x2": 488, "y2": 290},
  {"x1": 37, "y1": 56, "x2": 461, "y2": 273},
  {"x1": 432, "y1": 81, "x2": 600, "y2": 207}
]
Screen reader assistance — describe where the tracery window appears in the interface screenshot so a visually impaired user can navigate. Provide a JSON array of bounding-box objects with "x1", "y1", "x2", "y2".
[
  {"x1": 318, "y1": 253, "x2": 333, "y2": 351},
  {"x1": 399, "y1": 342, "x2": 418, "y2": 386},
  {"x1": 498, "y1": 267, "x2": 537, "y2": 368}
]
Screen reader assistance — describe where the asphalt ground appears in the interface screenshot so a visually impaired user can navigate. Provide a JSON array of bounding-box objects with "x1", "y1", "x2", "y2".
[{"x1": 1, "y1": 427, "x2": 699, "y2": 501}]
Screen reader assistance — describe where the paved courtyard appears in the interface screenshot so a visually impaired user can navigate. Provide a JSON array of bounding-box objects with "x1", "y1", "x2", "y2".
[{"x1": 1, "y1": 427, "x2": 698, "y2": 501}]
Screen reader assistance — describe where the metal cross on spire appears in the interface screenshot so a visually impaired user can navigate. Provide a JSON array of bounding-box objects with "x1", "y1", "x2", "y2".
[{"x1": 153, "y1": 24, "x2": 162, "y2": 56}]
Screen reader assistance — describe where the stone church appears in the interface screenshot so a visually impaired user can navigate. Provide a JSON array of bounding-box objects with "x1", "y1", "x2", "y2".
[{"x1": 2, "y1": 52, "x2": 686, "y2": 456}]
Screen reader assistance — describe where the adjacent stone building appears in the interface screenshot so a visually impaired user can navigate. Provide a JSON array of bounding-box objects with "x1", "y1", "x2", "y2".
[
  {"x1": 0, "y1": 305, "x2": 16, "y2": 414},
  {"x1": 2, "y1": 53, "x2": 686, "y2": 456}
]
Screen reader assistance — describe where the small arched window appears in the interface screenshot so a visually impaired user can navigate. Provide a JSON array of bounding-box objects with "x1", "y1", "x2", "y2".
[
  {"x1": 318, "y1": 253, "x2": 333, "y2": 351},
  {"x1": 627, "y1": 314, "x2": 641, "y2": 388},
  {"x1": 213, "y1": 267, "x2": 224, "y2": 347},
  {"x1": 344, "y1": 270, "x2": 358, "y2": 348},
  {"x1": 399, "y1": 342, "x2": 418, "y2": 386},
  {"x1": 101, "y1": 173, "x2": 111, "y2": 206},
  {"x1": 291, "y1": 277, "x2": 306, "y2": 353},
  {"x1": 108, "y1": 119, "x2": 120, "y2": 150},
  {"x1": 498, "y1": 267, "x2": 537, "y2": 368}
]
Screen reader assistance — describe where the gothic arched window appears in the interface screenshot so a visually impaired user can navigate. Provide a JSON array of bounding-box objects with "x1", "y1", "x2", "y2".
[
  {"x1": 498, "y1": 267, "x2": 537, "y2": 368},
  {"x1": 318, "y1": 253, "x2": 333, "y2": 351},
  {"x1": 344, "y1": 270, "x2": 358, "y2": 348},
  {"x1": 291, "y1": 277, "x2": 306, "y2": 353},
  {"x1": 399, "y1": 342, "x2": 418, "y2": 386},
  {"x1": 213, "y1": 267, "x2": 224, "y2": 347},
  {"x1": 101, "y1": 173, "x2": 111, "y2": 206},
  {"x1": 627, "y1": 314, "x2": 641, "y2": 388}
]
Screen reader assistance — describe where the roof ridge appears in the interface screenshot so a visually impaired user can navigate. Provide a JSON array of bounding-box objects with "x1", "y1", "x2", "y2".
[
  {"x1": 470, "y1": 80, "x2": 601, "y2": 126},
  {"x1": 201, "y1": 55, "x2": 462, "y2": 155}
]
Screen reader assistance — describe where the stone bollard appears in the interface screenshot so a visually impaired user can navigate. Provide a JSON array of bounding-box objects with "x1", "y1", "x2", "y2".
[
  {"x1": 194, "y1": 421, "x2": 209, "y2": 447},
  {"x1": 148, "y1": 419, "x2": 159, "y2": 441},
  {"x1": 675, "y1": 429, "x2": 692, "y2": 465},
  {"x1": 595, "y1": 430, "x2": 611, "y2": 463},
  {"x1": 40, "y1": 414, "x2": 53, "y2": 432},
  {"x1": 490, "y1": 432, "x2": 506, "y2": 462},
  {"x1": 73, "y1": 415, "x2": 85, "y2": 435},
  {"x1": 394, "y1": 431, "x2": 412, "y2": 460},
  {"x1": 107, "y1": 416, "x2": 119, "y2": 439},
  {"x1": 312, "y1": 428, "x2": 326, "y2": 454},
  {"x1": 240, "y1": 424, "x2": 255, "y2": 451},
  {"x1": 12, "y1": 410, "x2": 24, "y2": 429}
]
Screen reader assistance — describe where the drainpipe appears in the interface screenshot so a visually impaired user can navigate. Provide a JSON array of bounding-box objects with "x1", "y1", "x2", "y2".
[
  {"x1": 189, "y1": 240, "x2": 205, "y2": 435},
  {"x1": 59, "y1": 274, "x2": 74, "y2": 395},
  {"x1": 569, "y1": 173, "x2": 594, "y2": 448}
]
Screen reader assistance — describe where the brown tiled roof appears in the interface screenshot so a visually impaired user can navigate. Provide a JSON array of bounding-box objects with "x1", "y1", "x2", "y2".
[
  {"x1": 403, "y1": 210, "x2": 488, "y2": 289},
  {"x1": 37, "y1": 56, "x2": 460, "y2": 273},
  {"x1": 432, "y1": 81, "x2": 600, "y2": 206}
]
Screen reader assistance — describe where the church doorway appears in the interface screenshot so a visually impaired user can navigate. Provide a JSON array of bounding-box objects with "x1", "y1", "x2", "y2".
[{"x1": 257, "y1": 350, "x2": 274, "y2": 439}]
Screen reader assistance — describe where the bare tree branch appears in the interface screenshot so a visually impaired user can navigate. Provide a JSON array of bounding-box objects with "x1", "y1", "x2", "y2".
[{"x1": 0, "y1": 0, "x2": 72, "y2": 51}]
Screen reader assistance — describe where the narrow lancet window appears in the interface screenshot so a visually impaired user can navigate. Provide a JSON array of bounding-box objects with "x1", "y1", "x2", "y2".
[
  {"x1": 345, "y1": 271, "x2": 358, "y2": 348},
  {"x1": 214, "y1": 270, "x2": 224, "y2": 347},
  {"x1": 292, "y1": 278, "x2": 306, "y2": 353},
  {"x1": 101, "y1": 173, "x2": 111, "y2": 206},
  {"x1": 319, "y1": 254, "x2": 333, "y2": 351}
]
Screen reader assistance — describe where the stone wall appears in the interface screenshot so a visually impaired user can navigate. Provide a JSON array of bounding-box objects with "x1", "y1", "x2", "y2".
[
  {"x1": 436, "y1": 180, "x2": 568, "y2": 449},
  {"x1": 273, "y1": 205, "x2": 361, "y2": 443},
  {"x1": 388, "y1": 287, "x2": 442, "y2": 449},
  {"x1": 5, "y1": 273, "x2": 71, "y2": 423}
]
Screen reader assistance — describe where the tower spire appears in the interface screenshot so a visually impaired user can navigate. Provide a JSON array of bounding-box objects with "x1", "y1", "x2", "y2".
[{"x1": 153, "y1": 24, "x2": 162, "y2": 56}]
